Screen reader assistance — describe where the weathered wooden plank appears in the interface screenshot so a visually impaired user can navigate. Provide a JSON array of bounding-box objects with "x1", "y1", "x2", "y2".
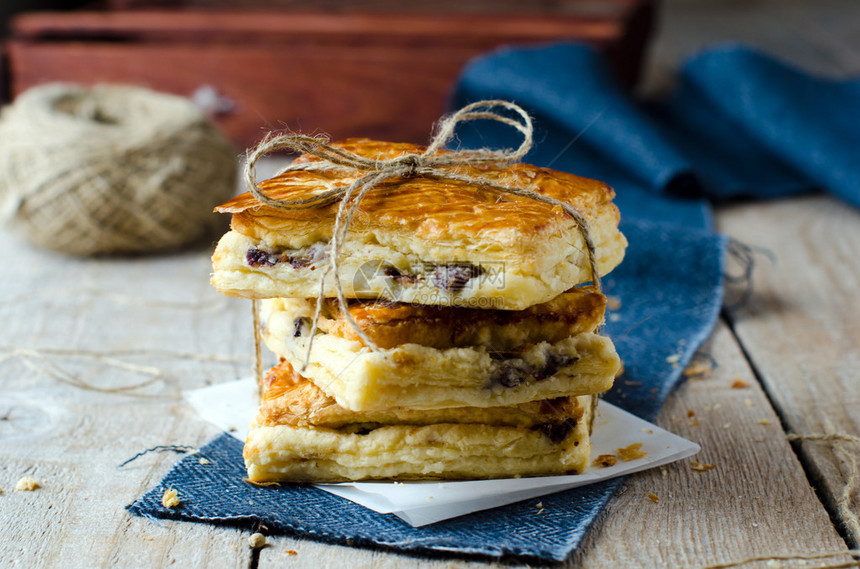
[
  {"x1": 718, "y1": 196, "x2": 860, "y2": 544},
  {"x1": 7, "y1": 7, "x2": 644, "y2": 148},
  {"x1": 0, "y1": 229, "x2": 253, "y2": 569},
  {"x1": 570, "y1": 320, "x2": 852, "y2": 567},
  {"x1": 7, "y1": 41, "x2": 461, "y2": 147},
  {"x1": 257, "y1": 537, "x2": 495, "y2": 569},
  {"x1": 10, "y1": 10, "x2": 629, "y2": 43},
  {"x1": 646, "y1": 0, "x2": 860, "y2": 546}
]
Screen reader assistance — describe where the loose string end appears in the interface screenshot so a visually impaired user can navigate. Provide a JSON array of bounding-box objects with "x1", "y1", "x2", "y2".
[{"x1": 252, "y1": 299, "x2": 263, "y2": 390}]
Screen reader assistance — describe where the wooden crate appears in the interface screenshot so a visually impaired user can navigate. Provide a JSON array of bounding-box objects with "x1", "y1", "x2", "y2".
[{"x1": 5, "y1": 2, "x2": 654, "y2": 147}]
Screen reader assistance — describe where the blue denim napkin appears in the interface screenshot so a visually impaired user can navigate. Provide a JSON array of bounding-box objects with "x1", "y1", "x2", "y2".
[{"x1": 452, "y1": 43, "x2": 860, "y2": 216}]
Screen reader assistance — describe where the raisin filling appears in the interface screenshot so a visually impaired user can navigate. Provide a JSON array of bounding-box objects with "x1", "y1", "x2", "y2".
[
  {"x1": 384, "y1": 263, "x2": 485, "y2": 292},
  {"x1": 382, "y1": 266, "x2": 420, "y2": 285},
  {"x1": 247, "y1": 251, "x2": 484, "y2": 293},
  {"x1": 292, "y1": 317, "x2": 310, "y2": 337},
  {"x1": 245, "y1": 243, "x2": 327, "y2": 269},
  {"x1": 340, "y1": 424, "x2": 381, "y2": 435},
  {"x1": 430, "y1": 264, "x2": 485, "y2": 292},
  {"x1": 486, "y1": 353, "x2": 579, "y2": 389},
  {"x1": 245, "y1": 248, "x2": 280, "y2": 267},
  {"x1": 533, "y1": 418, "x2": 577, "y2": 443}
]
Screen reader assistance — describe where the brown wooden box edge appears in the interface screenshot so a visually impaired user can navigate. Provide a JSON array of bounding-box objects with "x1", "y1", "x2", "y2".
[{"x1": 5, "y1": 4, "x2": 654, "y2": 148}]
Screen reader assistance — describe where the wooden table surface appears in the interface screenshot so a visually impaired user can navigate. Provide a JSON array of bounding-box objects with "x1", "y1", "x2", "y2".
[{"x1": 2, "y1": 1, "x2": 859, "y2": 567}]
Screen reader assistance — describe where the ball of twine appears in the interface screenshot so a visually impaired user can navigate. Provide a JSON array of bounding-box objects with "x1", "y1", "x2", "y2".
[{"x1": 0, "y1": 83, "x2": 238, "y2": 255}]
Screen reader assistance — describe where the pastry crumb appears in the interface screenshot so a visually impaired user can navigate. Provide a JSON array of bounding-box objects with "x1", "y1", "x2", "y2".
[
  {"x1": 689, "y1": 421, "x2": 700, "y2": 427},
  {"x1": 286, "y1": 550, "x2": 298, "y2": 556},
  {"x1": 686, "y1": 409, "x2": 696, "y2": 418},
  {"x1": 161, "y1": 488, "x2": 180, "y2": 508},
  {"x1": 535, "y1": 502, "x2": 542, "y2": 509},
  {"x1": 142, "y1": 536, "x2": 154, "y2": 541},
  {"x1": 744, "y1": 399, "x2": 753, "y2": 407},
  {"x1": 757, "y1": 418, "x2": 771, "y2": 425},
  {"x1": 617, "y1": 443, "x2": 647, "y2": 461},
  {"x1": 243, "y1": 478, "x2": 281, "y2": 487},
  {"x1": 248, "y1": 533, "x2": 266, "y2": 549},
  {"x1": 16, "y1": 477, "x2": 40, "y2": 491},
  {"x1": 666, "y1": 354, "x2": 680, "y2": 364},
  {"x1": 593, "y1": 454, "x2": 618, "y2": 467},
  {"x1": 607, "y1": 296, "x2": 621, "y2": 310},
  {"x1": 690, "y1": 461, "x2": 716, "y2": 472},
  {"x1": 647, "y1": 493, "x2": 659, "y2": 504},
  {"x1": 731, "y1": 378, "x2": 750, "y2": 389},
  {"x1": 683, "y1": 357, "x2": 713, "y2": 379},
  {"x1": 660, "y1": 468, "x2": 668, "y2": 478},
  {"x1": 198, "y1": 457, "x2": 211, "y2": 465}
]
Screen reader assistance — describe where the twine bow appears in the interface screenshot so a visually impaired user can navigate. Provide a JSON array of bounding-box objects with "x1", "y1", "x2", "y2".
[{"x1": 242, "y1": 100, "x2": 601, "y2": 366}]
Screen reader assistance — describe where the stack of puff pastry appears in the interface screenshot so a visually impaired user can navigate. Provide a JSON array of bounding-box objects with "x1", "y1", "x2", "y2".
[{"x1": 210, "y1": 139, "x2": 627, "y2": 482}]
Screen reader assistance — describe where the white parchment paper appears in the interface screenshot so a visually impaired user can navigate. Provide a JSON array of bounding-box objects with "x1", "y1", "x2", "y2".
[{"x1": 185, "y1": 378, "x2": 699, "y2": 526}]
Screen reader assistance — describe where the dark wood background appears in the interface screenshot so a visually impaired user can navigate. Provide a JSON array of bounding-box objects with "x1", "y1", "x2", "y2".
[{"x1": 2, "y1": 0, "x2": 654, "y2": 146}]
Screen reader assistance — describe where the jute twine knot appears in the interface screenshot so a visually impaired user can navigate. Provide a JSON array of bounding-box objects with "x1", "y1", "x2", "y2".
[
  {"x1": 0, "y1": 83, "x2": 237, "y2": 256},
  {"x1": 789, "y1": 428, "x2": 860, "y2": 538},
  {"x1": 243, "y1": 100, "x2": 602, "y2": 369}
]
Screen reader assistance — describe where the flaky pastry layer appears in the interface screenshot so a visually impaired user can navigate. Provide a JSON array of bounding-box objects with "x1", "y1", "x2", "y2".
[
  {"x1": 212, "y1": 139, "x2": 626, "y2": 309},
  {"x1": 244, "y1": 394, "x2": 593, "y2": 482},
  {"x1": 316, "y1": 286, "x2": 605, "y2": 350},
  {"x1": 261, "y1": 299, "x2": 620, "y2": 411},
  {"x1": 258, "y1": 359, "x2": 584, "y2": 430}
]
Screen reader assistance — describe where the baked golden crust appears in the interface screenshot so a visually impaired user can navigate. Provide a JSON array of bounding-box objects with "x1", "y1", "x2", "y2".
[
  {"x1": 218, "y1": 138, "x2": 619, "y2": 249},
  {"x1": 211, "y1": 139, "x2": 626, "y2": 309},
  {"x1": 243, "y1": 362, "x2": 594, "y2": 482},
  {"x1": 320, "y1": 286, "x2": 605, "y2": 350},
  {"x1": 243, "y1": 414, "x2": 592, "y2": 482},
  {"x1": 258, "y1": 359, "x2": 584, "y2": 430}
]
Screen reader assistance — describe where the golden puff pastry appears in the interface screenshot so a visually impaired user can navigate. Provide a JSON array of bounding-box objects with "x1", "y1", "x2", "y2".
[
  {"x1": 260, "y1": 298, "x2": 620, "y2": 411},
  {"x1": 316, "y1": 285, "x2": 606, "y2": 350},
  {"x1": 212, "y1": 139, "x2": 626, "y2": 310},
  {"x1": 244, "y1": 361, "x2": 593, "y2": 482}
]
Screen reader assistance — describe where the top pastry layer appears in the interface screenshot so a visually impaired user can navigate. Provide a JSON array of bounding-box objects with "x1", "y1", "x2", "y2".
[{"x1": 216, "y1": 138, "x2": 626, "y2": 272}]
